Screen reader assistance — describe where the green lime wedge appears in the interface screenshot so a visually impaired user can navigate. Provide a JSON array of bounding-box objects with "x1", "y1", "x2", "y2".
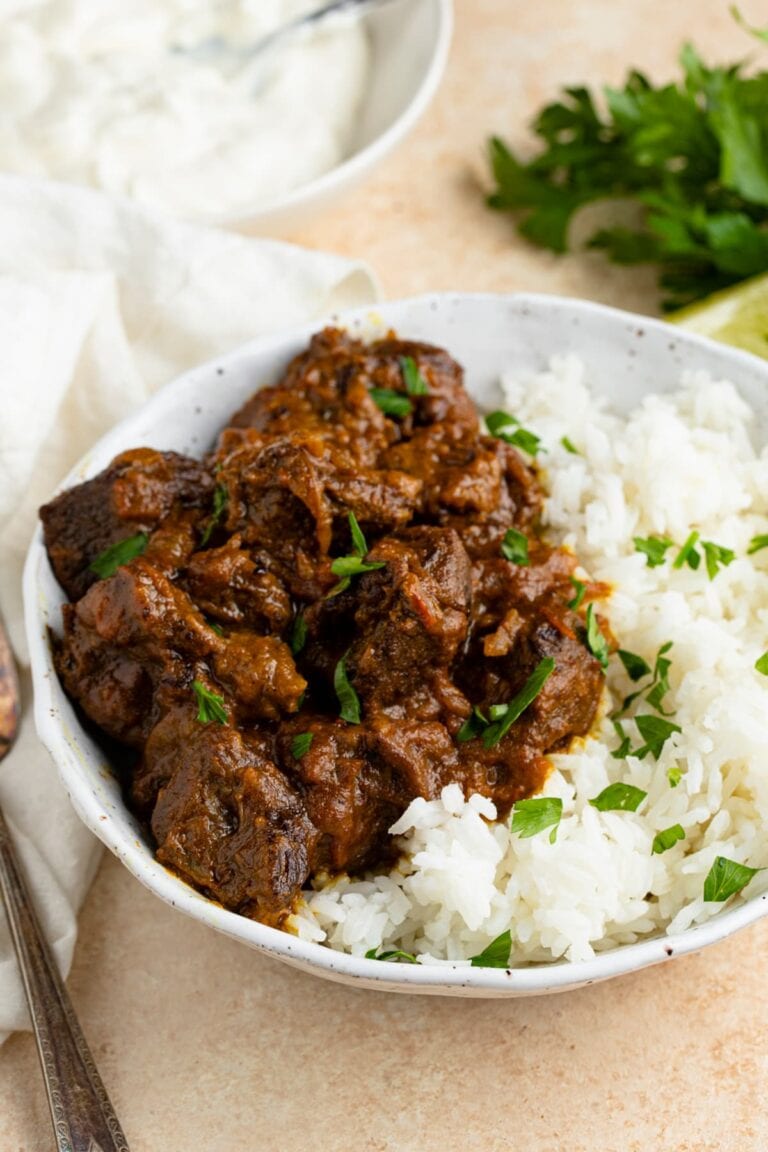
[{"x1": 671, "y1": 273, "x2": 768, "y2": 360}]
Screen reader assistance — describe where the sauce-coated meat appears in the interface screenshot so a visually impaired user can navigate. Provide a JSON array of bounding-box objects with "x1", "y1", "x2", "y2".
[{"x1": 41, "y1": 328, "x2": 606, "y2": 926}]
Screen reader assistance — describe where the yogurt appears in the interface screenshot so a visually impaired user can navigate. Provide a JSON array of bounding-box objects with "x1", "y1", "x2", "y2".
[{"x1": 0, "y1": 1, "x2": 370, "y2": 221}]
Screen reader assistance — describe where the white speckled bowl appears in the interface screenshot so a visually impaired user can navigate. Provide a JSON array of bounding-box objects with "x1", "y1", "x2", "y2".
[
  {"x1": 24, "y1": 293, "x2": 768, "y2": 996},
  {"x1": 227, "y1": 0, "x2": 453, "y2": 234}
]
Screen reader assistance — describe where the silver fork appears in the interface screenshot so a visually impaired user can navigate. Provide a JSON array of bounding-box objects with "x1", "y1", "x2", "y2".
[{"x1": 0, "y1": 617, "x2": 130, "y2": 1152}]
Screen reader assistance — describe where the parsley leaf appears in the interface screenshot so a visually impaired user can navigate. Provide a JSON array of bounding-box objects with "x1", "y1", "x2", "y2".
[
  {"x1": 290, "y1": 613, "x2": 307, "y2": 655},
  {"x1": 701, "y1": 540, "x2": 735, "y2": 580},
  {"x1": 291, "y1": 732, "x2": 314, "y2": 760},
  {"x1": 334, "y1": 656, "x2": 361, "y2": 725},
  {"x1": 634, "y1": 713, "x2": 681, "y2": 760},
  {"x1": 747, "y1": 533, "x2": 768, "y2": 554},
  {"x1": 486, "y1": 410, "x2": 542, "y2": 456},
  {"x1": 667, "y1": 766, "x2": 684, "y2": 788},
  {"x1": 400, "y1": 355, "x2": 429, "y2": 395},
  {"x1": 703, "y1": 855, "x2": 763, "y2": 901},
  {"x1": 618, "y1": 649, "x2": 652, "y2": 682},
  {"x1": 328, "y1": 512, "x2": 385, "y2": 596},
  {"x1": 673, "y1": 530, "x2": 701, "y2": 570},
  {"x1": 348, "y1": 511, "x2": 368, "y2": 557},
  {"x1": 589, "y1": 782, "x2": 647, "y2": 812},
  {"x1": 634, "y1": 536, "x2": 674, "y2": 568},
  {"x1": 365, "y1": 948, "x2": 419, "y2": 963},
  {"x1": 200, "y1": 484, "x2": 228, "y2": 546},
  {"x1": 370, "y1": 387, "x2": 412, "y2": 418},
  {"x1": 755, "y1": 651, "x2": 768, "y2": 675},
  {"x1": 192, "y1": 680, "x2": 229, "y2": 725},
  {"x1": 89, "y1": 532, "x2": 148, "y2": 579},
  {"x1": 469, "y1": 929, "x2": 513, "y2": 968},
  {"x1": 456, "y1": 706, "x2": 489, "y2": 744},
  {"x1": 500, "y1": 528, "x2": 529, "y2": 565},
  {"x1": 585, "y1": 603, "x2": 609, "y2": 669},
  {"x1": 330, "y1": 556, "x2": 386, "y2": 578},
  {"x1": 611, "y1": 719, "x2": 632, "y2": 760},
  {"x1": 561, "y1": 435, "x2": 580, "y2": 454},
  {"x1": 568, "y1": 577, "x2": 587, "y2": 610},
  {"x1": 652, "y1": 824, "x2": 686, "y2": 854},
  {"x1": 481, "y1": 657, "x2": 556, "y2": 747},
  {"x1": 510, "y1": 797, "x2": 563, "y2": 841}
]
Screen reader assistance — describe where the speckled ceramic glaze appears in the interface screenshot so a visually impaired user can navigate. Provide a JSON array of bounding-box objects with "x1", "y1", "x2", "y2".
[{"x1": 24, "y1": 293, "x2": 768, "y2": 996}]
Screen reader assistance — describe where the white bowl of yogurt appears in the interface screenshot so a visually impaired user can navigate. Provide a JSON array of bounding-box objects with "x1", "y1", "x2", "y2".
[{"x1": 0, "y1": 0, "x2": 452, "y2": 233}]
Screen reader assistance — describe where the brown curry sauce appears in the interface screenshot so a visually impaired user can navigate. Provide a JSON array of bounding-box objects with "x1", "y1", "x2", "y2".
[{"x1": 40, "y1": 328, "x2": 605, "y2": 926}]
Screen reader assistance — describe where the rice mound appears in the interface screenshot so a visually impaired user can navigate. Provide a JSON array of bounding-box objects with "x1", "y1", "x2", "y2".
[{"x1": 291, "y1": 356, "x2": 768, "y2": 965}]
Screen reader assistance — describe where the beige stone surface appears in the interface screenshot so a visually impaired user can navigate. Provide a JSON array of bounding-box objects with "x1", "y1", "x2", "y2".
[{"x1": 3, "y1": 1, "x2": 768, "y2": 1148}]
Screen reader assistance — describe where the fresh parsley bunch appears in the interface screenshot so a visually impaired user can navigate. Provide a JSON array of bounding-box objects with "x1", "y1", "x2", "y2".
[{"x1": 487, "y1": 26, "x2": 768, "y2": 309}]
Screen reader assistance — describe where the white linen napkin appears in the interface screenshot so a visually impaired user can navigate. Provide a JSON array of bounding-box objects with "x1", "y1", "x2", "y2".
[{"x1": 0, "y1": 174, "x2": 377, "y2": 1041}]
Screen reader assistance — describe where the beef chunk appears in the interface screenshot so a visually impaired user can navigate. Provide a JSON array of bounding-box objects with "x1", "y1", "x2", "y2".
[
  {"x1": 40, "y1": 448, "x2": 213, "y2": 601},
  {"x1": 217, "y1": 433, "x2": 420, "y2": 596},
  {"x1": 145, "y1": 708, "x2": 319, "y2": 924},
  {"x1": 229, "y1": 327, "x2": 478, "y2": 467},
  {"x1": 278, "y1": 717, "x2": 406, "y2": 873},
  {"x1": 212, "y1": 634, "x2": 306, "y2": 723},
  {"x1": 184, "y1": 535, "x2": 292, "y2": 633}
]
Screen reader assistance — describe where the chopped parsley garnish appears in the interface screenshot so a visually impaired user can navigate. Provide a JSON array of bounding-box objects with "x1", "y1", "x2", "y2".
[
  {"x1": 701, "y1": 540, "x2": 735, "y2": 580},
  {"x1": 500, "y1": 528, "x2": 529, "y2": 565},
  {"x1": 365, "y1": 948, "x2": 419, "y2": 963},
  {"x1": 652, "y1": 824, "x2": 686, "y2": 855},
  {"x1": 469, "y1": 929, "x2": 513, "y2": 968},
  {"x1": 634, "y1": 714, "x2": 681, "y2": 760},
  {"x1": 481, "y1": 657, "x2": 555, "y2": 747},
  {"x1": 290, "y1": 612, "x2": 307, "y2": 655},
  {"x1": 560, "y1": 435, "x2": 580, "y2": 455},
  {"x1": 633, "y1": 536, "x2": 674, "y2": 568},
  {"x1": 370, "y1": 387, "x2": 412, "y2": 418},
  {"x1": 192, "y1": 680, "x2": 229, "y2": 725},
  {"x1": 400, "y1": 355, "x2": 429, "y2": 395},
  {"x1": 89, "y1": 532, "x2": 148, "y2": 579},
  {"x1": 328, "y1": 511, "x2": 385, "y2": 595},
  {"x1": 208, "y1": 621, "x2": 224, "y2": 637},
  {"x1": 334, "y1": 656, "x2": 361, "y2": 725},
  {"x1": 331, "y1": 556, "x2": 386, "y2": 579},
  {"x1": 611, "y1": 719, "x2": 632, "y2": 760},
  {"x1": 585, "y1": 603, "x2": 609, "y2": 670},
  {"x1": 568, "y1": 577, "x2": 586, "y2": 610},
  {"x1": 201, "y1": 484, "x2": 228, "y2": 546},
  {"x1": 644, "y1": 643, "x2": 674, "y2": 714},
  {"x1": 756, "y1": 652, "x2": 768, "y2": 676},
  {"x1": 667, "y1": 766, "x2": 684, "y2": 788},
  {"x1": 748, "y1": 534, "x2": 768, "y2": 555},
  {"x1": 456, "y1": 706, "x2": 489, "y2": 743},
  {"x1": 349, "y1": 510, "x2": 368, "y2": 556},
  {"x1": 703, "y1": 855, "x2": 763, "y2": 902},
  {"x1": 589, "y1": 782, "x2": 647, "y2": 812},
  {"x1": 510, "y1": 797, "x2": 563, "y2": 843},
  {"x1": 618, "y1": 649, "x2": 652, "y2": 682},
  {"x1": 614, "y1": 641, "x2": 674, "y2": 717},
  {"x1": 485, "y1": 410, "x2": 542, "y2": 457},
  {"x1": 673, "y1": 530, "x2": 701, "y2": 570},
  {"x1": 291, "y1": 732, "x2": 314, "y2": 760}
]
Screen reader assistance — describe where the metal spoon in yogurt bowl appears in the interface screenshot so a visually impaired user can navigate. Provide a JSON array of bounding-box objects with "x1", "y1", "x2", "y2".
[{"x1": 178, "y1": 0, "x2": 397, "y2": 74}]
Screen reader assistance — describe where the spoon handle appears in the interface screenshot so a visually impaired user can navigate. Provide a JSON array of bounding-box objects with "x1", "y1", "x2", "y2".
[{"x1": 0, "y1": 808, "x2": 130, "y2": 1152}]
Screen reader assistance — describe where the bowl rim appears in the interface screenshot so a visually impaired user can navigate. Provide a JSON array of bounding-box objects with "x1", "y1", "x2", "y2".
[
  {"x1": 24, "y1": 290, "x2": 768, "y2": 995},
  {"x1": 216, "y1": 0, "x2": 454, "y2": 229}
]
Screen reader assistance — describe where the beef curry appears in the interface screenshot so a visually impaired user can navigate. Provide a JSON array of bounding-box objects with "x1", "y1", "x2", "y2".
[{"x1": 41, "y1": 329, "x2": 605, "y2": 926}]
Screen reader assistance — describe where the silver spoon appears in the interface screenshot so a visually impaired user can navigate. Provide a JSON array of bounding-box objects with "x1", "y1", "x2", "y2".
[
  {"x1": 0, "y1": 617, "x2": 130, "y2": 1152},
  {"x1": 176, "y1": 0, "x2": 394, "y2": 68}
]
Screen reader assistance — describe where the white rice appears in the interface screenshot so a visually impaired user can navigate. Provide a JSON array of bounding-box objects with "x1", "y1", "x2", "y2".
[{"x1": 291, "y1": 355, "x2": 768, "y2": 964}]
